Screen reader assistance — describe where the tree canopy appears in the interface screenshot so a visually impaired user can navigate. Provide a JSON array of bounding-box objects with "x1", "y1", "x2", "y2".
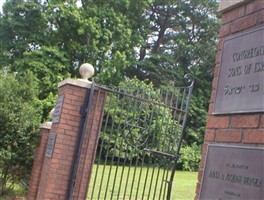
[{"x1": 0, "y1": 0, "x2": 220, "y2": 177}]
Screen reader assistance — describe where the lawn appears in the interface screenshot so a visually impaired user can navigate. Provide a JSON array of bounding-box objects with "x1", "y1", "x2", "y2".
[
  {"x1": 0, "y1": 166, "x2": 197, "y2": 200},
  {"x1": 87, "y1": 165, "x2": 198, "y2": 200},
  {"x1": 0, "y1": 181, "x2": 26, "y2": 200}
]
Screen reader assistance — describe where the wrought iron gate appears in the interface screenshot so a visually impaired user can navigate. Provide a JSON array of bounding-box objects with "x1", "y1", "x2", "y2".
[{"x1": 87, "y1": 74, "x2": 194, "y2": 200}]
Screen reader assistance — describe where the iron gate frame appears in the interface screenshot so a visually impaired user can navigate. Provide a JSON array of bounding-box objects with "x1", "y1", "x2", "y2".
[{"x1": 67, "y1": 74, "x2": 194, "y2": 200}]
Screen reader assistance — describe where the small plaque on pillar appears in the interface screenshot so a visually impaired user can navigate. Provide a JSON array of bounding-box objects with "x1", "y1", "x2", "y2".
[
  {"x1": 199, "y1": 144, "x2": 264, "y2": 200},
  {"x1": 45, "y1": 133, "x2": 57, "y2": 158},
  {"x1": 52, "y1": 95, "x2": 64, "y2": 123}
]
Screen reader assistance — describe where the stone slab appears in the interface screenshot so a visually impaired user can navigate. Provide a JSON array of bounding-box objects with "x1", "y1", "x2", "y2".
[
  {"x1": 199, "y1": 144, "x2": 264, "y2": 200},
  {"x1": 45, "y1": 133, "x2": 57, "y2": 158},
  {"x1": 52, "y1": 95, "x2": 64, "y2": 124}
]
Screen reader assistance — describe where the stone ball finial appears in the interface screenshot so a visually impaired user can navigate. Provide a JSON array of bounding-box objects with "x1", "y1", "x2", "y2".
[{"x1": 79, "y1": 63, "x2": 94, "y2": 83}]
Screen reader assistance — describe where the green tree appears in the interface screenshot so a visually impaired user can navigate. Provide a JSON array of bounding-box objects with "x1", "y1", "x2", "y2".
[
  {"x1": 0, "y1": 69, "x2": 42, "y2": 195},
  {"x1": 44, "y1": 0, "x2": 149, "y2": 84},
  {"x1": 126, "y1": 0, "x2": 220, "y2": 146},
  {"x1": 0, "y1": 0, "x2": 220, "y2": 173},
  {"x1": 0, "y1": 0, "x2": 150, "y2": 119}
]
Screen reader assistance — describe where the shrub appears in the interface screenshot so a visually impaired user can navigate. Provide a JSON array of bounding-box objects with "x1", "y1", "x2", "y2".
[
  {"x1": 0, "y1": 70, "x2": 42, "y2": 196},
  {"x1": 178, "y1": 143, "x2": 201, "y2": 171}
]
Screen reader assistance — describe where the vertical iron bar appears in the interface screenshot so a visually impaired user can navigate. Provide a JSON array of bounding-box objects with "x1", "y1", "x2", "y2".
[
  {"x1": 146, "y1": 91, "x2": 163, "y2": 200},
  {"x1": 163, "y1": 89, "x2": 180, "y2": 199},
  {"x1": 148, "y1": 88, "x2": 165, "y2": 199},
  {"x1": 141, "y1": 105, "x2": 155, "y2": 199},
  {"x1": 131, "y1": 89, "x2": 151, "y2": 200},
  {"x1": 93, "y1": 91, "x2": 114, "y2": 199},
  {"x1": 128, "y1": 92, "x2": 146, "y2": 199},
  {"x1": 111, "y1": 89, "x2": 135, "y2": 199},
  {"x1": 109, "y1": 89, "x2": 127, "y2": 200},
  {"x1": 167, "y1": 80, "x2": 194, "y2": 200},
  {"x1": 102, "y1": 90, "x2": 122, "y2": 200},
  {"x1": 82, "y1": 89, "x2": 103, "y2": 199},
  {"x1": 158, "y1": 91, "x2": 172, "y2": 200},
  {"x1": 118, "y1": 88, "x2": 137, "y2": 200}
]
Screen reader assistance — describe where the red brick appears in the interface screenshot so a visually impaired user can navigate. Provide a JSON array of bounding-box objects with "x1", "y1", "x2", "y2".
[
  {"x1": 204, "y1": 129, "x2": 215, "y2": 142},
  {"x1": 215, "y1": 50, "x2": 222, "y2": 64},
  {"x1": 210, "y1": 90, "x2": 216, "y2": 103},
  {"x1": 194, "y1": 194, "x2": 199, "y2": 200},
  {"x1": 68, "y1": 110, "x2": 81, "y2": 117},
  {"x1": 215, "y1": 129, "x2": 242, "y2": 143},
  {"x1": 221, "y1": 6, "x2": 245, "y2": 24},
  {"x1": 212, "y1": 77, "x2": 218, "y2": 90},
  {"x1": 261, "y1": 115, "x2": 264, "y2": 128},
  {"x1": 246, "y1": 1, "x2": 256, "y2": 14},
  {"x1": 208, "y1": 103, "x2": 214, "y2": 115},
  {"x1": 73, "y1": 90, "x2": 87, "y2": 98},
  {"x1": 231, "y1": 14, "x2": 258, "y2": 33},
  {"x1": 67, "y1": 94, "x2": 84, "y2": 102},
  {"x1": 199, "y1": 155, "x2": 206, "y2": 169},
  {"x1": 243, "y1": 129, "x2": 264, "y2": 144},
  {"x1": 66, "y1": 119, "x2": 80, "y2": 127},
  {"x1": 197, "y1": 170, "x2": 203, "y2": 183},
  {"x1": 255, "y1": 0, "x2": 264, "y2": 11},
  {"x1": 214, "y1": 64, "x2": 220, "y2": 77},
  {"x1": 219, "y1": 23, "x2": 231, "y2": 37},
  {"x1": 206, "y1": 116, "x2": 230, "y2": 129},
  {"x1": 230, "y1": 114, "x2": 260, "y2": 128},
  {"x1": 217, "y1": 39, "x2": 223, "y2": 51},
  {"x1": 259, "y1": 9, "x2": 264, "y2": 24}
]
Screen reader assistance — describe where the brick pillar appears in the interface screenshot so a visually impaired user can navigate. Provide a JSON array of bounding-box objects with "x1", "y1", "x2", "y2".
[
  {"x1": 35, "y1": 77, "x2": 106, "y2": 199},
  {"x1": 72, "y1": 89, "x2": 106, "y2": 199},
  {"x1": 195, "y1": 0, "x2": 264, "y2": 199},
  {"x1": 27, "y1": 122, "x2": 51, "y2": 200}
]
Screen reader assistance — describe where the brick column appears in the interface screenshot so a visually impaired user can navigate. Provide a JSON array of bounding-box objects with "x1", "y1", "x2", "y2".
[
  {"x1": 34, "y1": 79, "x2": 106, "y2": 200},
  {"x1": 195, "y1": 0, "x2": 264, "y2": 199},
  {"x1": 72, "y1": 89, "x2": 106, "y2": 199},
  {"x1": 27, "y1": 122, "x2": 51, "y2": 200},
  {"x1": 27, "y1": 63, "x2": 105, "y2": 199}
]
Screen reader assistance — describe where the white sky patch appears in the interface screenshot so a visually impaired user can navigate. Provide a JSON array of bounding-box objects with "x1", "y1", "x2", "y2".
[{"x1": 0, "y1": 0, "x2": 5, "y2": 13}]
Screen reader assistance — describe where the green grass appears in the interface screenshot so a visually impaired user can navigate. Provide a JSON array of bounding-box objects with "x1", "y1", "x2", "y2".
[
  {"x1": 0, "y1": 182, "x2": 26, "y2": 200},
  {"x1": 87, "y1": 165, "x2": 198, "y2": 200},
  {"x1": 0, "y1": 166, "x2": 197, "y2": 200}
]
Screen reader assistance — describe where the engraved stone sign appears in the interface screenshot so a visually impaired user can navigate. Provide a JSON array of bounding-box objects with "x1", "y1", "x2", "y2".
[
  {"x1": 52, "y1": 95, "x2": 64, "y2": 123},
  {"x1": 199, "y1": 144, "x2": 264, "y2": 200},
  {"x1": 214, "y1": 27, "x2": 264, "y2": 114},
  {"x1": 45, "y1": 133, "x2": 57, "y2": 158}
]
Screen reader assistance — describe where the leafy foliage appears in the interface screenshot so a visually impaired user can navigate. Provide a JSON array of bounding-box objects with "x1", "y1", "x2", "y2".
[
  {"x1": 178, "y1": 143, "x2": 202, "y2": 171},
  {"x1": 98, "y1": 77, "x2": 185, "y2": 166},
  {"x1": 0, "y1": 0, "x2": 220, "y2": 176},
  {"x1": 0, "y1": 70, "x2": 42, "y2": 195}
]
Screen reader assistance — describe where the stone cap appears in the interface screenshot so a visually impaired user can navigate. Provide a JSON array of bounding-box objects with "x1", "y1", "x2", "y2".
[
  {"x1": 218, "y1": 0, "x2": 252, "y2": 14},
  {"x1": 58, "y1": 78, "x2": 93, "y2": 89},
  {"x1": 40, "y1": 122, "x2": 52, "y2": 129}
]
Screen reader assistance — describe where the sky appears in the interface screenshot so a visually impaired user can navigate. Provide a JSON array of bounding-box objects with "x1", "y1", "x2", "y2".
[{"x1": 0, "y1": 0, "x2": 4, "y2": 13}]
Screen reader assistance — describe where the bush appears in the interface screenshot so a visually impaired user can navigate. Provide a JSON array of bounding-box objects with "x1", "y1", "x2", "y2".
[
  {"x1": 0, "y1": 70, "x2": 42, "y2": 196},
  {"x1": 178, "y1": 143, "x2": 201, "y2": 171}
]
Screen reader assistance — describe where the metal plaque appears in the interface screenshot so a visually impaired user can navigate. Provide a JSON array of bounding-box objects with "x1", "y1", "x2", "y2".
[
  {"x1": 45, "y1": 133, "x2": 57, "y2": 158},
  {"x1": 199, "y1": 144, "x2": 264, "y2": 200},
  {"x1": 214, "y1": 27, "x2": 264, "y2": 114},
  {"x1": 52, "y1": 95, "x2": 64, "y2": 123}
]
